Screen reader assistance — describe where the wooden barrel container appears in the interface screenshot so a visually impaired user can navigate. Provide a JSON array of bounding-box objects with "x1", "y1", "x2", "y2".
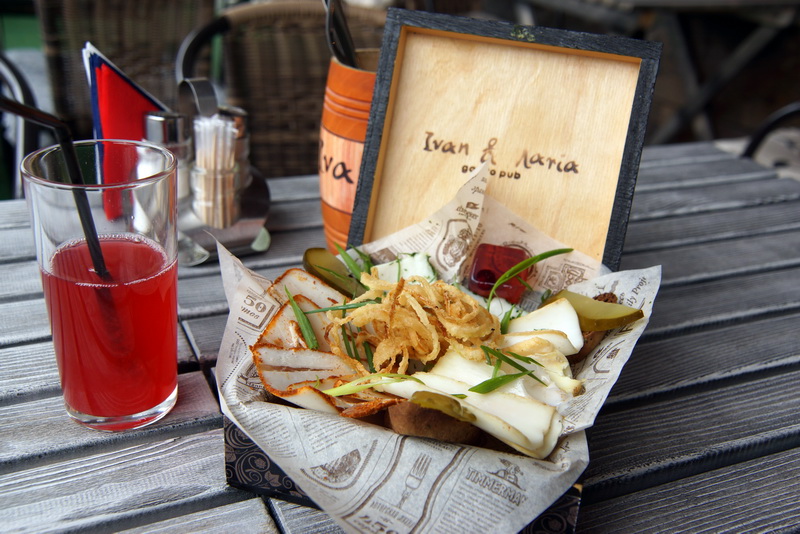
[{"x1": 319, "y1": 50, "x2": 378, "y2": 252}]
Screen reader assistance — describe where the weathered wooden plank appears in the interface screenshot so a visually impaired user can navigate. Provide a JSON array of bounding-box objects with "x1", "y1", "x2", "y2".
[
  {"x1": 581, "y1": 367, "x2": 800, "y2": 503},
  {"x1": 630, "y1": 177, "x2": 800, "y2": 221},
  {"x1": 268, "y1": 498, "x2": 343, "y2": 534},
  {"x1": 0, "y1": 297, "x2": 52, "y2": 345},
  {"x1": 577, "y1": 446, "x2": 800, "y2": 533},
  {"x1": 265, "y1": 199, "x2": 324, "y2": 232},
  {"x1": 0, "y1": 341, "x2": 61, "y2": 403},
  {"x1": 607, "y1": 311, "x2": 800, "y2": 406},
  {"x1": 0, "y1": 231, "x2": 315, "y2": 311},
  {"x1": 643, "y1": 266, "x2": 800, "y2": 338},
  {"x1": 184, "y1": 315, "x2": 228, "y2": 369},
  {"x1": 176, "y1": 227, "x2": 320, "y2": 282},
  {"x1": 0, "y1": 318, "x2": 197, "y2": 394},
  {"x1": 0, "y1": 199, "x2": 30, "y2": 229},
  {"x1": 177, "y1": 264, "x2": 302, "y2": 320},
  {"x1": 0, "y1": 428, "x2": 249, "y2": 533},
  {"x1": 0, "y1": 260, "x2": 41, "y2": 302},
  {"x1": 235, "y1": 227, "x2": 324, "y2": 271},
  {"x1": 637, "y1": 141, "x2": 734, "y2": 168},
  {"x1": 267, "y1": 175, "x2": 320, "y2": 203},
  {"x1": 624, "y1": 201, "x2": 800, "y2": 253},
  {"x1": 184, "y1": 247, "x2": 800, "y2": 374},
  {"x1": 635, "y1": 157, "x2": 775, "y2": 190},
  {"x1": 0, "y1": 226, "x2": 36, "y2": 263},
  {"x1": 2, "y1": 237, "x2": 298, "y2": 312},
  {"x1": 0, "y1": 371, "x2": 221, "y2": 474},
  {"x1": 0, "y1": 195, "x2": 320, "y2": 284},
  {"x1": 620, "y1": 231, "x2": 800, "y2": 287},
  {"x1": 118, "y1": 498, "x2": 279, "y2": 534}
]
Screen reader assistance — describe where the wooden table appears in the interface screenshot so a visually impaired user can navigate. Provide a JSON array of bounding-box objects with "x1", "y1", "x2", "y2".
[{"x1": 2, "y1": 142, "x2": 799, "y2": 532}]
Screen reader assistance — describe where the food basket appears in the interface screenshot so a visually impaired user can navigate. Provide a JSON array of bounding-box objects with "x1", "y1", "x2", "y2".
[{"x1": 220, "y1": 8, "x2": 661, "y2": 533}]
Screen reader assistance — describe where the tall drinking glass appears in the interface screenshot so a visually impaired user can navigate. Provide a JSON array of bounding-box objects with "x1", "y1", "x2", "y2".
[{"x1": 22, "y1": 140, "x2": 179, "y2": 431}]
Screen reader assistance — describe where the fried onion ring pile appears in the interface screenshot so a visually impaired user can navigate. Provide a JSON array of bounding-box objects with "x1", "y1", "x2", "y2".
[{"x1": 324, "y1": 272, "x2": 501, "y2": 376}]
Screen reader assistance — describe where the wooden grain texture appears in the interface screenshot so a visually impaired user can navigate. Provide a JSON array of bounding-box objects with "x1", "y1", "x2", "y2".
[
  {"x1": 0, "y1": 199, "x2": 30, "y2": 229},
  {"x1": 0, "y1": 428, "x2": 249, "y2": 533},
  {"x1": 623, "y1": 201, "x2": 800, "y2": 253},
  {"x1": 367, "y1": 28, "x2": 641, "y2": 262},
  {"x1": 0, "y1": 371, "x2": 222, "y2": 474},
  {"x1": 237, "y1": 227, "x2": 324, "y2": 270},
  {"x1": 581, "y1": 367, "x2": 800, "y2": 503},
  {"x1": 178, "y1": 276, "x2": 231, "y2": 319},
  {"x1": 1, "y1": 142, "x2": 798, "y2": 533},
  {"x1": 637, "y1": 141, "x2": 733, "y2": 167},
  {"x1": 352, "y1": 7, "x2": 660, "y2": 271},
  {"x1": 267, "y1": 175, "x2": 321, "y2": 203},
  {"x1": 0, "y1": 260, "x2": 41, "y2": 301},
  {"x1": 269, "y1": 498, "x2": 343, "y2": 534},
  {"x1": 184, "y1": 315, "x2": 228, "y2": 369},
  {"x1": 177, "y1": 264, "x2": 292, "y2": 320},
  {"x1": 576, "y1": 447, "x2": 800, "y2": 533},
  {"x1": 0, "y1": 298, "x2": 199, "y2": 369},
  {"x1": 607, "y1": 312, "x2": 800, "y2": 406},
  {"x1": 635, "y1": 157, "x2": 775, "y2": 190},
  {"x1": 175, "y1": 227, "x2": 318, "y2": 283},
  {"x1": 643, "y1": 265, "x2": 800, "y2": 337},
  {"x1": 629, "y1": 177, "x2": 800, "y2": 221},
  {"x1": 0, "y1": 297, "x2": 52, "y2": 345},
  {"x1": 0, "y1": 226, "x2": 36, "y2": 262},
  {"x1": 118, "y1": 496, "x2": 278, "y2": 533},
  {"x1": 0, "y1": 341, "x2": 61, "y2": 403},
  {"x1": 265, "y1": 199, "x2": 324, "y2": 232},
  {"x1": 0, "y1": 316, "x2": 197, "y2": 389},
  {"x1": 620, "y1": 231, "x2": 800, "y2": 286}
]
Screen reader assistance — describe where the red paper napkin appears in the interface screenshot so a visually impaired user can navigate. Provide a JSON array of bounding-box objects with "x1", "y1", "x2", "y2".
[{"x1": 83, "y1": 42, "x2": 170, "y2": 218}]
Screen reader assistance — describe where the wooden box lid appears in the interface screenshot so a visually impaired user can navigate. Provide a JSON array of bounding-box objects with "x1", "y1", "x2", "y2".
[{"x1": 348, "y1": 9, "x2": 661, "y2": 270}]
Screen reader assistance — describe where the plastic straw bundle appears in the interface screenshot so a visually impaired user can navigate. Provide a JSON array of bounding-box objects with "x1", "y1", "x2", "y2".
[{"x1": 191, "y1": 114, "x2": 239, "y2": 228}]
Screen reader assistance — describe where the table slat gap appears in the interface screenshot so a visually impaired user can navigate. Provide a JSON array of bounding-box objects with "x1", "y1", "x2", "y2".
[
  {"x1": 577, "y1": 446, "x2": 800, "y2": 533},
  {"x1": 581, "y1": 368, "x2": 800, "y2": 503},
  {"x1": 0, "y1": 372, "x2": 222, "y2": 476}
]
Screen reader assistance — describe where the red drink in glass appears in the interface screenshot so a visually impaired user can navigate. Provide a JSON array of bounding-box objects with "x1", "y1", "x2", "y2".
[
  {"x1": 24, "y1": 139, "x2": 178, "y2": 430},
  {"x1": 41, "y1": 235, "x2": 178, "y2": 430}
]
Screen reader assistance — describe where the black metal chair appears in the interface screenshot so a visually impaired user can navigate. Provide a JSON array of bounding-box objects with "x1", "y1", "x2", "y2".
[
  {"x1": 0, "y1": 52, "x2": 39, "y2": 198},
  {"x1": 176, "y1": 0, "x2": 386, "y2": 179},
  {"x1": 34, "y1": 0, "x2": 216, "y2": 141},
  {"x1": 741, "y1": 101, "x2": 800, "y2": 159}
]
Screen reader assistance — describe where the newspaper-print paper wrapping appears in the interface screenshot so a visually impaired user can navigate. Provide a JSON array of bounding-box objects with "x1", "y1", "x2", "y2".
[{"x1": 216, "y1": 165, "x2": 661, "y2": 533}]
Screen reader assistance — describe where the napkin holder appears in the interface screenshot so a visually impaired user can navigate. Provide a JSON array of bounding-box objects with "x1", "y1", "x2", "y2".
[
  {"x1": 177, "y1": 78, "x2": 273, "y2": 261},
  {"x1": 223, "y1": 8, "x2": 660, "y2": 532}
]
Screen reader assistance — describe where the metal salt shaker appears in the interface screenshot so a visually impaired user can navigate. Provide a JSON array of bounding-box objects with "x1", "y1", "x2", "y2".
[{"x1": 144, "y1": 111, "x2": 192, "y2": 207}]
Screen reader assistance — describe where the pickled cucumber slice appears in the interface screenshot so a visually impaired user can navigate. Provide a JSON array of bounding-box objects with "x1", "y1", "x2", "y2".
[
  {"x1": 302, "y1": 248, "x2": 364, "y2": 297},
  {"x1": 545, "y1": 290, "x2": 644, "y2": 331}
]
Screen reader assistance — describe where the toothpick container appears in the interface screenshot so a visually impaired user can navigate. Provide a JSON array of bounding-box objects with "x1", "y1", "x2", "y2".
[{"x1": 319, "y1": 50, "x2": 378, "y2": 252}]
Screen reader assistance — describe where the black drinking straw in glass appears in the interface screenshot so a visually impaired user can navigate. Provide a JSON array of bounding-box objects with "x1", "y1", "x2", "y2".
[{"x1": 0, "y1": 96, "x2": 111, "y2": 280}]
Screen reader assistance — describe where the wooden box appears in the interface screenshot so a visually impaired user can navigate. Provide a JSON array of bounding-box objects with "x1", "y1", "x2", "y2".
[{"x1": 349, "y1": 8, "x2": 661, "y2": 270}]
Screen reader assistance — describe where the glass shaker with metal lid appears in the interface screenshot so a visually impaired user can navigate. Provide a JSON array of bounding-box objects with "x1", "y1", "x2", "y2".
[{"x1": 144, "y1": 110, "x2": 192, "y2": 207}]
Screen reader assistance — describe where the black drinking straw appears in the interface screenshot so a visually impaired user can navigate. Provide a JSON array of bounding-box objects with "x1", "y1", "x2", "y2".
[{"x1": 1, "y1": 96, "x2": 111, "y2": 280}]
